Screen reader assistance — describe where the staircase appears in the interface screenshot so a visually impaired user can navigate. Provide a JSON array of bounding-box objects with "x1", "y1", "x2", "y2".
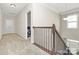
[{"x1": 33, "y1": 24, "x2": 72, "y2": 55}]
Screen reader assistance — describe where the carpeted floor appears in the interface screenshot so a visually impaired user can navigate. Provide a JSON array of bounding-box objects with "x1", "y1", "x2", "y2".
[{"x1": 0, "y1": 33, "x2": 49, "y2": 55}]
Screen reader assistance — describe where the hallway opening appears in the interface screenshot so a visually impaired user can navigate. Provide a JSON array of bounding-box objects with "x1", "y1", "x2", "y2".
[{"x1": 27, "y1": 11, "x2": 31, "y2": 40}]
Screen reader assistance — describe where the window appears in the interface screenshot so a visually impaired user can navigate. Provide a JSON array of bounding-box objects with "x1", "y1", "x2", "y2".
[{"x1": 64, "y1": 15, "x2": 78, "y2": 29}]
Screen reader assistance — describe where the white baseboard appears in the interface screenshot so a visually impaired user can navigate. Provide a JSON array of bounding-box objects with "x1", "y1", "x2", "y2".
[
  {"x1": 1, "y1": 33, "x2": 27, "y2": 40},
  {"x1": 2, "y1": 33, "x2": 16, "y2": 36},
  {"x1": 15, "y1": 33, "x2": 27, "y2": 40}
]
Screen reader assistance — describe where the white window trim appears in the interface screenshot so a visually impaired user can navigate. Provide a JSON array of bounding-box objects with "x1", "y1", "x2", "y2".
[{"x1": 66, "y1": 14, "x2": 78, "y2": 29}]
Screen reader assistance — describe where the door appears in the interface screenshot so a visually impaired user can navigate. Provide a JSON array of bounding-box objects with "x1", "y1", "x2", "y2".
[{"x1": 27, "y1": 11, "x2": 31, "y2": 38}]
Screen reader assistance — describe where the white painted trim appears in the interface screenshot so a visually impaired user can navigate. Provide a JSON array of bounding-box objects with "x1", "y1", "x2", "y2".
[{"x1": 60, "y1": 8, "x2": 79, "y2": 15}]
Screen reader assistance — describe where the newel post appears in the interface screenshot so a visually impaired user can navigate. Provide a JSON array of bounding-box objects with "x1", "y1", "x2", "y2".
[{"x1": 52, "y1": 24, "x2": 56, "y2": 51}]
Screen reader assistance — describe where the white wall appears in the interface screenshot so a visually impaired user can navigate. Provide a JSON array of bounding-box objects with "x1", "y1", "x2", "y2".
[
  {"x1": 2, "y1": 18, "x2": 15, "y2": 34},
  {"x1": 60, "y1": 13, "x2": 79, "y2": 41},
  {"x1": 15, "y1": 3, "x2": 60, "y2": 43},
  {"x1": 31, "y1": 4, "x2": 60, "y2": 43},
  {"x1": 32, "y1": 4, "x2": 60, "y2": 31},
  {"x1": 0, "y1": 9, "x2": 3, "y2": 39},
  {"x1": 15, "y1": 4, "x2": 32, "y2": 39},
  {"x1": 60, "y1": 13, "x2": 79, "y2": 54}
]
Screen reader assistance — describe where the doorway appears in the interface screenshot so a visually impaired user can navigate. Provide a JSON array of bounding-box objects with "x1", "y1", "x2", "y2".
[{"x1": 27, "y1": 11, "x2": 31, "y2": 40}]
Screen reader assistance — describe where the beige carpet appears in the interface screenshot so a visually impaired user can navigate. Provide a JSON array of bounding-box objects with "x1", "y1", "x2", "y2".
[{"x1": 0, "y1": 33, "x2": 49, "y2": 55}]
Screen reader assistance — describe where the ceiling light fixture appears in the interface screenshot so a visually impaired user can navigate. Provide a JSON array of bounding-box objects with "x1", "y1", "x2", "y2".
[{"x1": 10, "y1": 4, "x2": 16, "y2": 8}]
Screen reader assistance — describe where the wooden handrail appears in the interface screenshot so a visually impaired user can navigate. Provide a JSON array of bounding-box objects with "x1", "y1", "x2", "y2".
[
  {"x1": 33, "y1": 26, "x2": 52, "y2": 28},
  {"x1": 53, "y1": 24, "x2": 73, "y2": 55},
  {"x1": 55, "y1": 27, "x2": 67, "y2": 47},
  {"x1": 52, "y1": 24, "x2": 67, "y2": 48}
]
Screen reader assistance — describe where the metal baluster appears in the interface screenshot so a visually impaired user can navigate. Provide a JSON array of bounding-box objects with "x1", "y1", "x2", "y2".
[
  {"x1": 35, "y1": 28, "x2": 36, "y2": 44},
  {"x1": 44, "y1": 28, "x2": 46, "y2": 51},
  {"x1": 45, "y1": 28, "x2": 47, "y2": 52},
  {"x1": 34, "y1": 28, "x2": 36, "y2": 44},
  {"x1": 51, "y1": 28, "x2": 53, "y2": 54},
  {"x1": 37, "y1": 28, "x2": 38, "y2": 45},
  {"x1": 42, "y1": 28, "x2": 44, "y2": 48},
  {"x1": 38, "y1": 28, "x2": 40, "y2": 46},
  {"x1": 39, "y1": 28, "x2": 41, "y2": 46},
  {"x1": 47, "y1": 28, "x2": 49, "y2": 53},
  {"x1": 46, "y1": 28, "x2": 47, "y2": 52},
  {"x1": 38, "y1": 28, "x2": 40, "y2": 45},
  {"x1": 34, "y1": 28, "x2": 35, "y2": 43}
]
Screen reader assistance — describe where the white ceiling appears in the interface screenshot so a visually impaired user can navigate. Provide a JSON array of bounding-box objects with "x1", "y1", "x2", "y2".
[
  {"x1": 0, "y1": 3, "x2": 28, "y2": 18},
  {"x1": 1, "y1": 3, "x2": 79, "y2": 18},
  {"x1": 43, "y1": 3, "x2": 79, "y2": 14}
]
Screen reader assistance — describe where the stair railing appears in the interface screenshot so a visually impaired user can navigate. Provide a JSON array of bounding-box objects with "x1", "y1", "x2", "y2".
[
  {"x1": 33, "y1": 24, "x2": 72, "y2": 55},
  {"x1": 52, "y1": 24, "x2": 72, "y2": 55}
]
